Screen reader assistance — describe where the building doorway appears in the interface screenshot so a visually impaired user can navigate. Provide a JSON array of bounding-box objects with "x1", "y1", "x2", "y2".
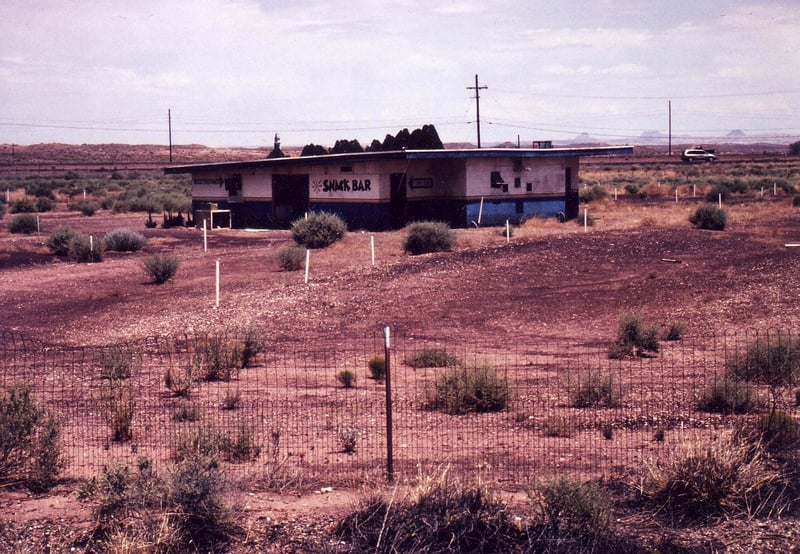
[
  {"x1": 389, "y1": 173, "x2": 407, "y2": 228},
  {"x1": 272, "y1": 174, "x2": 309, "y2": 227},
  {"x1": 564, "y1": 167, "x2": 578, "y2": 219}
]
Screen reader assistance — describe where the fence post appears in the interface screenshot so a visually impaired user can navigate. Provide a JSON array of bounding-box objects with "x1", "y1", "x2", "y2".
[{"x1": 384, "y1": 326, "x2": 394, "y2": 482}]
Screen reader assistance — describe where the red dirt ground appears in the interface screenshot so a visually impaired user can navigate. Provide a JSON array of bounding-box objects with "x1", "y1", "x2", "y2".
[{"x1": 2, "y1": 174, "x2": 800, "y2": 551}]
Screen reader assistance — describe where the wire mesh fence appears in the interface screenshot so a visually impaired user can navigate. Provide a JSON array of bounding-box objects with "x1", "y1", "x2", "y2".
[{"x1": 1, "y1": 327, "x2": 798, "y2": 488}]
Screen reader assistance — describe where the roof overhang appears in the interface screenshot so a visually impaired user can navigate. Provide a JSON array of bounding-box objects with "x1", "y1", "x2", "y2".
[{"x1": 164, "y1": 146, "x2": 633, "y2": 174}]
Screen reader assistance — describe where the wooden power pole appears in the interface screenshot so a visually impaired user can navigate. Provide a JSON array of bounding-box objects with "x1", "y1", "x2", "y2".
[{"x1": 467, "y1": 74, "x2": 488, "y2": 148}]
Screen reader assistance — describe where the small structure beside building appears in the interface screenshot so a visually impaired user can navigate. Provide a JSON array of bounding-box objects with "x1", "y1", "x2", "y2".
[{"x1": 165, "y1": 146, "x2": 632, "y2": 230}]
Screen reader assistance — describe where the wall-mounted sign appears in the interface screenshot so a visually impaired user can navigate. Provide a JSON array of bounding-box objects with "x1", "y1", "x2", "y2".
[{"x1": 312, "y1": 178, "x2": 372, "y2": 193}]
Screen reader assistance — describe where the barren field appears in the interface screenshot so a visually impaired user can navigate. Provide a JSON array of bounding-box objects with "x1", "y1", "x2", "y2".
[{"x1": 1, "y1": 153, "x2": 800, "y2": 552}]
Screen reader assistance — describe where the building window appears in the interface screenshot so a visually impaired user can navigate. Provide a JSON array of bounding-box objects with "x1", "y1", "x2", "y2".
[
  {"x1": 410, "y1": 177, "x2": 433, "y2": 189},
  {"x1": 514, "y1": 177, "x2": 521, "y2": 189},
  {"x1": 490, "y1": 171, "x2": 508, "y2": 189},
  {"x1": 526, "y1": 182, "x2": 532, "y2": 192}
]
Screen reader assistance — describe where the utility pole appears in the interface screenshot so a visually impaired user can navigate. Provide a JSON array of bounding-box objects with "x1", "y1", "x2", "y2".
[
  {"x1": 668, "y1": 100, "x2": 672, "y2": 157},
  {"x1": 168, "y1": 109, "x2": 173, "y2": 163},
  {"x1": 467, "y1": 74, "x2": 487, "y2": 148}
]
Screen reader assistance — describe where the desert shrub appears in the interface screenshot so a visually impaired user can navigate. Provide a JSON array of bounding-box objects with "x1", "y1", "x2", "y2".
[
  {"x1": 689, "y1": 205, "x2": 727, "y2": 230},
  {"x1": 663, "y1": 320, "x2": 685, "y2": 341},
  {"x1": 569, "y1": 368, "x2": 622, "y2": 408},
  {"x1": 428, "y1": 365, "x2": 509, "y2": 414},
  {"x1": 0, "y1": 384, "x2": 65, "y2": 491},
  {"x1": 336, "y1": 475, "x2": 524, "y2": 553},
  {"x1": 95, "y1": 346, "x2": 137, "y2": 380},
  {"x1": 531, "y1": 477, "x2": 612, "y2": 540},
  {"x1": 579, "y1": 184, "x2": 608, "y2": 203},
  {"x1": 367, "y1": 355, "x2": 386, "y2": 380},
  {"x1": 222, "y1": 389, "x2": 241, "y2": 410},
  {"x1": 403, "y1": 221, "x2": 455, "y2": 255},
  {"x1": 275, "y1": 244, "x2": 306, "y2": 271},
  {"x1": 725, "y1": 331, "x2": 800, "y2": 390},
  {"x1": 164, "y1": 361, "x2": 197, "y2": 397},
  {"x1": 290, "y1": 211, "x2": 346, "y2": 248},
  {"x1": 142, "y1": 253, "x2": 179, "y2": 284},
  {"x1": 219, "y1": 422, "x2": 261, "y2": 462},
  {"x1": 70, "y1": 199, "x2": 98, "y2": 216},
  {"x1": 0, "y1": 202, "x2": 5, "y2": 219},
  {"x1": 640, "y1": 436, "x2": 790, "y2": 522},
  {"x1": 790, "y1": 140, "x2": 800, "y2": 156},
  {"x1": 698, "y1": 376, "x2": 758, "y2": 414},
  {"x1": 608, "y1": 312, "x2": 660, "y2": 358},
  {"x1": 103, "y1": 387, "x2": 135, "y2": 442},
  {"x1": 543, "y1": 416, "x2": 573, "y2": 438},
  {"x1": 7, "y1": 213, "x2": 37, "y2": 234},
  {"x1": 198, "y1": 335, "x2": 241, "y2": 381},
  {"x1": 174, "y1": 423, "x2": 259, "y2": 464},
  {"x1": 337, "y1": 369, "x2": 356, "y2": 388},
  {"x1": 46, "y1": 226, "x2": 80, "y2": 256},
  {"x1": 705, "y1": 184, "x2": 731, "y2": 202},
  {"x1": 103, "y1": 227, "x2": 147, "y2": 252},
  {"x1": 68, "y1": 233, "x2": 104, "y2": 263},
  {"x1": 337, "y1": 424, "x2": 360, "y2": 453},
  {"x1": 239, "y1": 326, "x2": 265, "y2": 369},
  {"x1": 793, "y1": 195, "x2": 800, "y2": 207},
  {"x1": 9, "y1": 197, "x2": 36, "y2": 213},
  {"x1": 739, "y1": 409, "x2": 800, "y2": 452},
  {"x1": 405, "y1": 348, "x2": 459, "y2": 368}
]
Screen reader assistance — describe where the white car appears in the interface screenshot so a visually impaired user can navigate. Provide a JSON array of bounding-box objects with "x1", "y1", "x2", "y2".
[{"x1": 681, "y1": 148, "x2": 717, "y2": 163}]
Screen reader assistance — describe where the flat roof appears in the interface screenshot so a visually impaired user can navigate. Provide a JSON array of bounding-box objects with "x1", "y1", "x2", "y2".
[{"x1": 164, "y1": 146, "x2": 633, "y2": 174}]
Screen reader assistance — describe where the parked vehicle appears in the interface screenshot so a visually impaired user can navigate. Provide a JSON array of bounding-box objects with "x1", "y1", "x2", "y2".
[{"x1": 681, "y1": 148, "x2": 717, "y2": 163}]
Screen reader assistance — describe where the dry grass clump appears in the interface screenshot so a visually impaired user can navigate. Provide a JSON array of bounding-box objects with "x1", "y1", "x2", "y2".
[{"x1": 639, "y1": 434, "x2": 791, "y2": 523}]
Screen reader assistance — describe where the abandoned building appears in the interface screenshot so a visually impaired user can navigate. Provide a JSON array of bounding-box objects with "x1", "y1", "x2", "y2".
[{"x1": 164, "y1": 146, "x2": 632, "y2": 230}]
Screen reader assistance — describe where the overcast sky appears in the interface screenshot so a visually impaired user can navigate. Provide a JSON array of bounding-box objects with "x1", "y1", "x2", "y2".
[{"x1": 1, "y1": 0, "x2": 798, "y2": 148}]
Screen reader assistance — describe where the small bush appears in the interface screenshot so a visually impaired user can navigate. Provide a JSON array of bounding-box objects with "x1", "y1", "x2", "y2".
[
  {"x1": 172, "y1": 404, "x2": 200, "y2": 422},
  {"x1": 429, "y1": 365, "x2": 510, "y2": 414},
  {"x1": 198, "y1": 335, "x2": 241, "y2": 381},
  {"x1": 792, "y1": 195, "x2": 800, "y2": 207},
  {"x1": 608, "y1": 312, "x2": 660, "y2": 358},
  {"x1": 103, "y1": 388, "x2": 136, "y2": 442},
  {"x1": 290, "y1": 211, "x2": 346, "y2": 248},
  {"x1": 240, "y1": 327, "x2": 265, "y2": 369},
  {"x1": 70, "y1": 199, "x2": 98, "y2": 216},
  {"x1": 543, "y1": 416, "x2": 573, "y2": 438},
  {"x1": 337, "y1": 424, "x2": 360, "y2": 453},
  {"x1": 222, "y1": 389, "x2": 241, "y2": 410},
  {"x1": 403, "y1": 221, "x2": 455, "y2": 255},
  {"x1": 740, "y1": 409, "x2": 800, "y2": 452},
  {"x1": 0, "y1": 384, "x2": 65, "y2": 491},
  {"x1": 35, "y1": 197, "x2": 53, "y2": 212},
  {"x1": 579, "y1": 184, "x2": 608, "y2": 203},
  {"x1": 164, "y1": 362, "x2": 197, "y2": 397},
  {"x1": 7, "y1": 213, "x2": 37, "y2": 234},
  {"x1": 641, "y1": 437, "x2": 790, "y2": 522},
  {"x1": 46, "y1": 226, "x2": 80, "y2": 256},
  {"x1": 337, "y1": 370, "x2": 357, "y2": 388},
  {"x1": 689, "y1": 205, "x2": 727, "y2": 230},
  {"x1": 698, "y1": 377, "x2": 758, "y2": 414},
  {"x1": 624, "y1": 183, "x2": 641, "y2": 195},
  {"x1": 103, "y1": 227, "x2": 147, "y2": 252},
  {"x1": 405, "y1": 348, "x2": 459, "y2": 368},
  {"x1": 9, "y1": 197, "x2": 37, "y2": 213},
  {"x1": 68, "y1": 233, "x2": 105, "y2": 263},
  {"x1": 664, "y1": 320, "x2": 685, "y2": 341},
  {"x1": 276, "y1": 244, "x2": 306, "y2": 271},
  {"x1": 336, "y1": 475, "x2": 523, "y2": 553},
  {"x1": 725, "y1": 331, "x2": 800, "y2": 388},
  {"x1": 95, "y1": 346, "x2": 137, "y2": 381},
  {"x1": 143, "y1": 253, "x2": 179, "y2": 284},
  {"x1": 569, "y1": 368, "x2": 622, "y2": 408},
  {"x1": 219, "y1": 422, "x2": 261, "y2": 462},
  {"x1": 532, "y1": 478, "x2": 612, "y2": 538},
  {"x1": 367, "y1": 356, "x2": 386, "y2": 381}
]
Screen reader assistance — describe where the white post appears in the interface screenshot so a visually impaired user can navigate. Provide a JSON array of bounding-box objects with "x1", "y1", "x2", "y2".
[
  {"x1": 477, "y1": 197, "x2": 484, "y2": 225},
  {"x1": 83, "y1": 189, "x2": 86, "y2": 199},
  {"x1": 774, "y1": 182, "x2": 777, "y2": 195},
  {"x1": 36, "y1": 215, "x2": 40, "y2": 233},
  {"x1": 761, "y1": 186, "x2": 764, "y2": 198},
  {"x1": 583, "y1": 208, "x2": 588, "y2": 233},
  {"x1": 370, "y1": 234, "x2": 375, "y2": 266},
  {"x1": 505, "y1": 220, "x2": 510, "y2": 243},
  {"x1": 675, "y1": 188, "x2": 678, "y2": 203},
  {"x1": 210, "y1": 211, "x2": 214, "y2": 229},
  {"x1": 693, "y1": 184, "x2": 696, "y2": 198},
  {"x1": 215, "y1": 259, "x2": 220, "y2": 309},
  {"x1": 203, "y1": 219, "x2": 208, "y2": 252},
  {"x1": 304, "y1": 249, "x2": 310, "y2": 284},
  {"x1": 89, "y1": 235, "x2": 93, "y2": 252},
  {"x1": 718, "y1": 193, "x2": 722, "y2": 208},
  {"x1": 614, "y1": 187, "x2": 618, "y2": 201}
]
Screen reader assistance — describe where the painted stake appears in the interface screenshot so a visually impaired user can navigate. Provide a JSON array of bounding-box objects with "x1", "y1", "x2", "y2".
[
  {"x1": 505, "y1": 220, "x2": 510, "y2": 243},
  {"x1": 718, "y1": 193, "x2": 722, "y2": 208},
  {"x1": 89, "y1": 235, "x2": 93, "y2": 252},
  {"x1": 477, "y1": 197, "x2": 484, "y2": 225},
  {"x1": 693, "y1": 184, "x2": 696, "y2": 197},
  {"x1": 370, "y1": 234, "x2": 375, "y2": 266},
  {"x1": 36, "y1": 215, "x2": 40, "y2": 233},
  {"x1": 583, "y1": 208, "x2": 588, "y2": 233},
  {"x1": 675, "y1": 188, "x2": 678, "y2": 203},
  {"x1": 215, "y1": 259, "x2": 220, "y2": 308},
  {"x1": 614, "y1": 187, "x2": 618, "y2": 201},
  {"x1": 304, "y1": 249, "x2": 310, "y2": 284},
  {"x1": 203, "y1": 219, "x2": 208, "y2": 252},
  {"x1": 774, "y1": 182, "x2": 777, "y2": 195}
]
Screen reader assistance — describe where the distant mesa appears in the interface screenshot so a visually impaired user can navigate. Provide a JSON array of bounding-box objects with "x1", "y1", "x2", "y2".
[{"x1": 726, "y1": 129, "x2": 746, "y2": 138}]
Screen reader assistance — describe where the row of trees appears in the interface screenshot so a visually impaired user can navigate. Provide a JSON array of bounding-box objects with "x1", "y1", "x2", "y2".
[{"x1": 299, "y1": 124, "x2": 444, "y2": 157}]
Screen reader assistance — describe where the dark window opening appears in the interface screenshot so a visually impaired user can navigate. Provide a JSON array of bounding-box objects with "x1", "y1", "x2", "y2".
[
  {"x1": 526, "y1": 182, "x2": 532, "y2": 192},
  {"x1": 490, "y1": 171, "x2": 508, "y2": 189},
  {"x1": 514, "y1": 177, "x2": 521, "y2": 189}
]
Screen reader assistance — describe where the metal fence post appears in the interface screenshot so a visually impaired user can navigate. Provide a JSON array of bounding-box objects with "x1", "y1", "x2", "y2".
[{"x1": 384, "y1": 326, "x2": 394, "y2": 482}]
